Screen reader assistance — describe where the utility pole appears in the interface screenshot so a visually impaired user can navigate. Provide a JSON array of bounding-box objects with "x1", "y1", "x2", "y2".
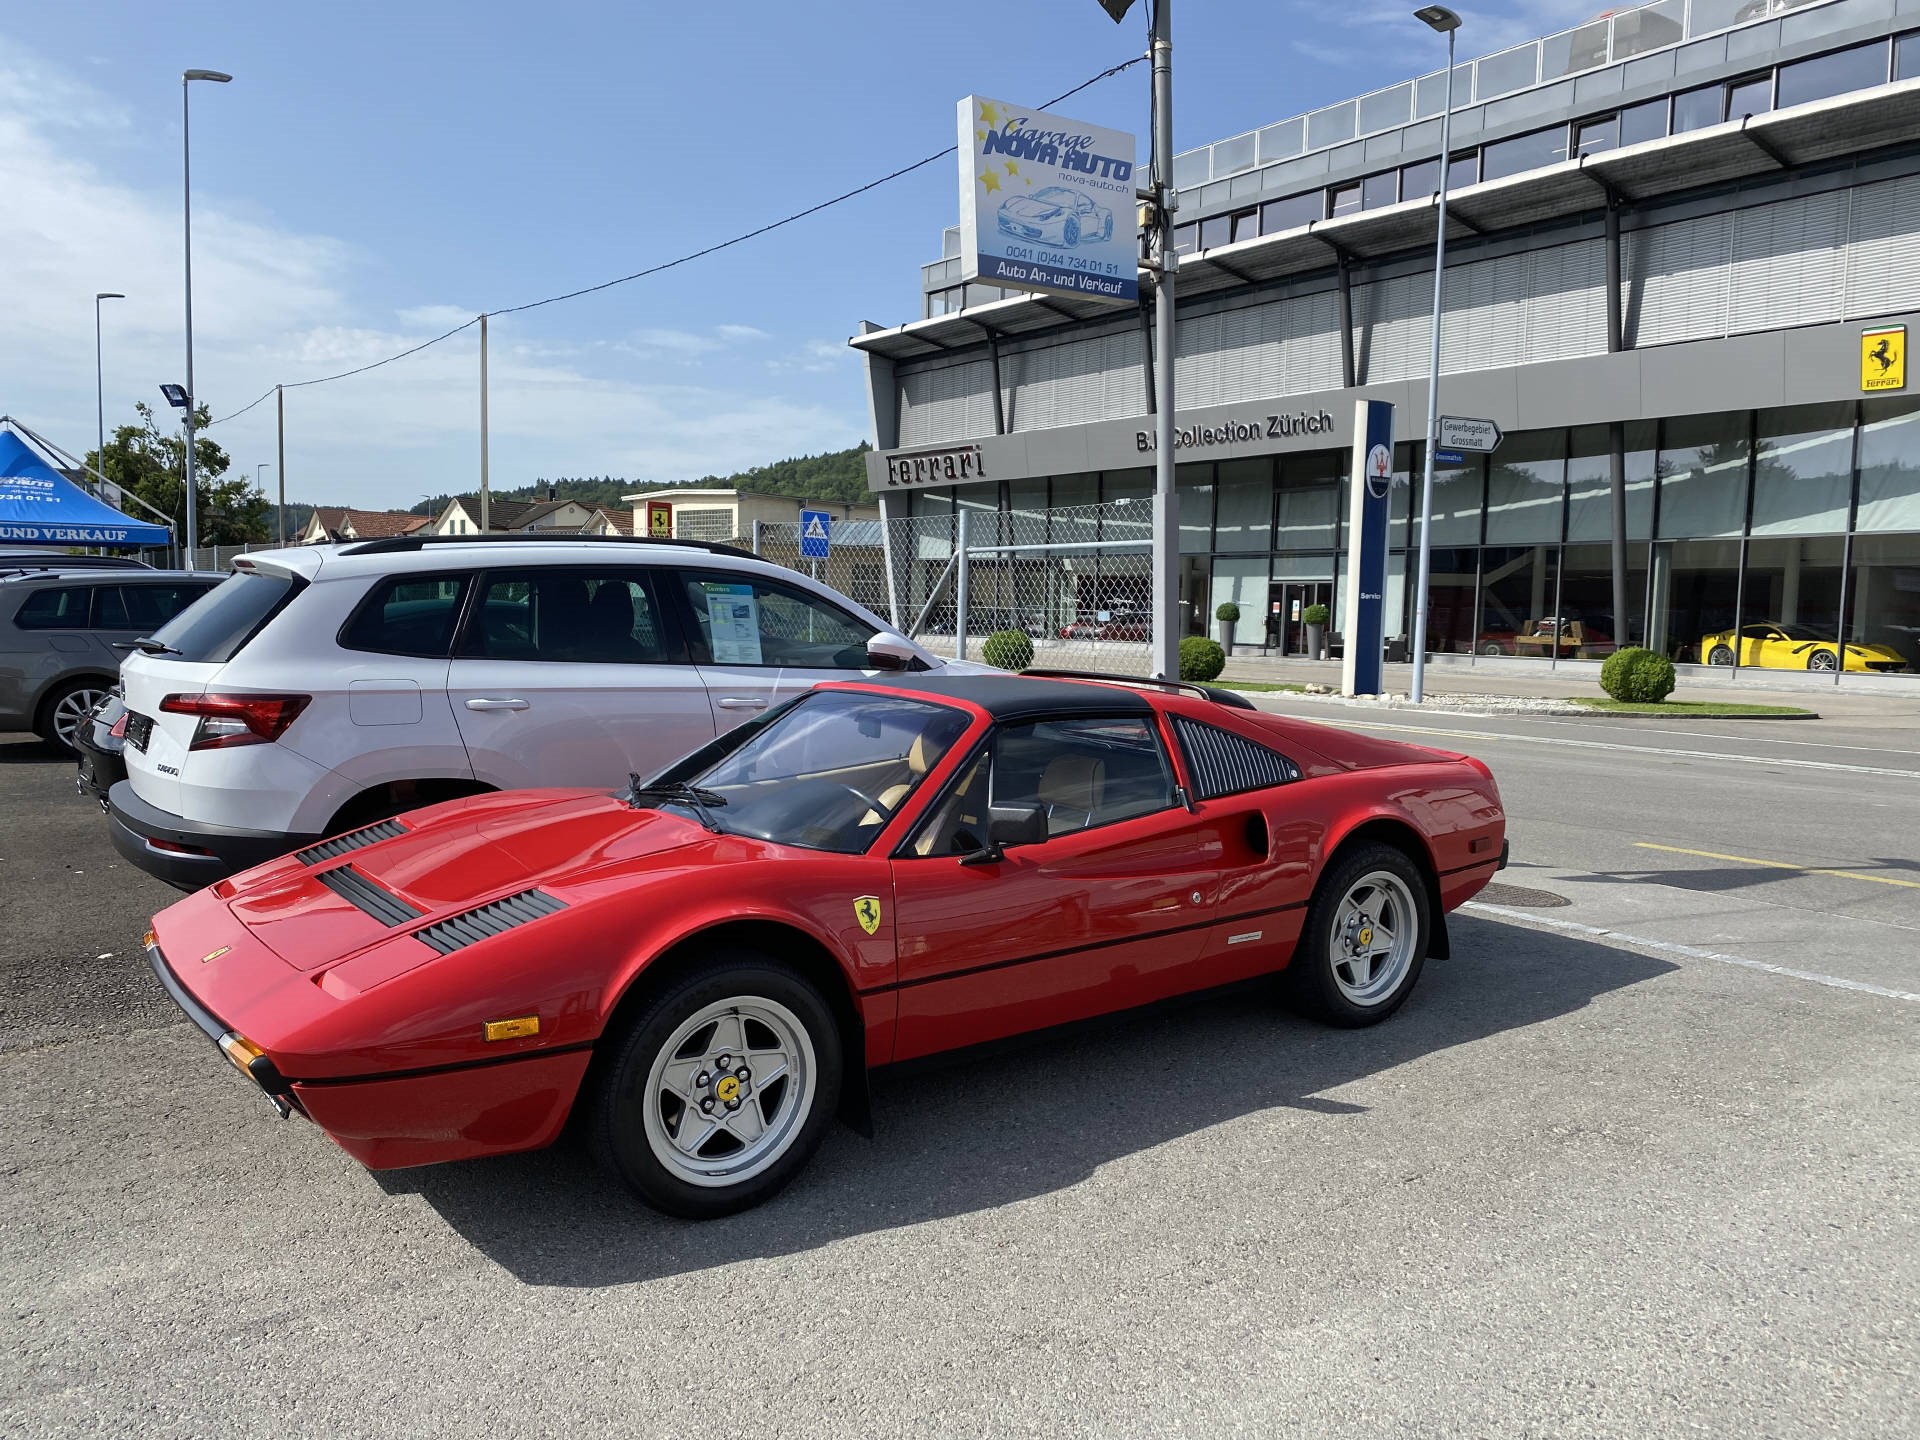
[
  {"x1": 479, "y1": 313, "x2": 491, "y2": 531},
  {"x1": 276, "y1": 384, "x2": 286, "y2": 545},
  {"x1": 1148, "y1": 0, "x2": 1178, "y2": 681}
]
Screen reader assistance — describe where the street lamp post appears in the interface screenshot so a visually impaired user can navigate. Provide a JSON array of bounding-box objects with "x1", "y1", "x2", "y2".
[
  {"x1": 93, "y1": 292, "x2": 125, "y2": 489},
  {"x1": 181, "y1": 67, "x2": 232, "y2": 565},
  {"x1": 1409, "y1": 6, "x2": 1461, "y2": 704}
]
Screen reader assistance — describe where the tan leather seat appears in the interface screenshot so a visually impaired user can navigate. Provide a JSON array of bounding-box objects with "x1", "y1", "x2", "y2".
[
  {"x1": 861, "y1": 734, "x2": 932, "y2": 826},
  {"x1": 1037, "y1": 753, "x2": 1105, "y2": 833}
]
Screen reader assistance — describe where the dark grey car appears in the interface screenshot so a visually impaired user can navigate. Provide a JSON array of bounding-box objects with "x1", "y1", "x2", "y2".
[{"x1": 0, "y1": 569, "x2": 221, "y2": 755}]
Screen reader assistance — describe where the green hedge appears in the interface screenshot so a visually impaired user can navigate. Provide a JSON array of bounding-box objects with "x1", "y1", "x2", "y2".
[
  {"x1": 1179, "y1": 635, "x2": 1226, "y2": 682},
  {"x1": 1599, "y1": 646, "x2": 1676, "y2": 703},
  {"x1": 981, "y1": 630, "x2": 1034, "y2": 672}
]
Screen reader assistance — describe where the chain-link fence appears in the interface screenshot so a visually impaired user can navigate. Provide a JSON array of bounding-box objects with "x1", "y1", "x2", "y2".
[{"x1": 750, "y1": 500, "x2": 1155, "y2": 674}]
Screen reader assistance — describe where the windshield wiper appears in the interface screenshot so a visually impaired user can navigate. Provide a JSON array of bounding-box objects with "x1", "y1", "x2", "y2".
[
  {"x1": 623, "y1": 776, "x2": 727, "y2": 833},
  {"x1": 116, "y1": 637, "x2": 182, "y2": 656}
]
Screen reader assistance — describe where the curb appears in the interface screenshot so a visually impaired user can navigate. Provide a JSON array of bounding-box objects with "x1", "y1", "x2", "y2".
[{"x1": 1222, "y1": 688, "x2": 1820, "y2": 721}]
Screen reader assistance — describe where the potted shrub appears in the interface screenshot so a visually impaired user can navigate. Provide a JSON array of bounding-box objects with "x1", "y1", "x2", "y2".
[
  {"x1": 1303, "y1": 602, "x2": 1330, "y2": 660},
  {"x1": 1214, "y1": 600, "x2": 1240, "y2": 652},
  {"x1": 981, "y1": 629, "x2": 1034, "y2": 672}
]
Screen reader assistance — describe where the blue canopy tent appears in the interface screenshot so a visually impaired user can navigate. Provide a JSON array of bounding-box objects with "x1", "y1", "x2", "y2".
[{"x1": 0, "y1": 424, "x2": 172, "y2": 548}]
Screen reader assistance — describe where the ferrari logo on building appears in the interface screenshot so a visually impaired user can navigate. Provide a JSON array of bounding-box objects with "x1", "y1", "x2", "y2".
[
  {"x1": 645, "y1": 500, "x2": 673, "y2": 538},
  {"x1": 853, "y1": 896, "x2": 883, "y2": 935},
  {"x1": 1862, "y1": 326, "x2": 1906, "y2": 392}
]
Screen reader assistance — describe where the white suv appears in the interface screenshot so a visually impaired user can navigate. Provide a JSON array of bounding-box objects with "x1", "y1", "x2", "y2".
[{"x1": 109, "y1": 535, "x2": 975, "y2": 889}]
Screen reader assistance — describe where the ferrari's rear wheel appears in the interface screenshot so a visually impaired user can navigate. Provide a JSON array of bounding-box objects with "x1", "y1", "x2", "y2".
[
  {"x1": 590, "y1": 953, "x2": 841, "y2": 1218},
  {"x1": 1285, "y1": 843, "x2": 1430, "y2": 1027},
  {"x1": 1708, "y1": 645, "x2": 1736, "y2": 666}
]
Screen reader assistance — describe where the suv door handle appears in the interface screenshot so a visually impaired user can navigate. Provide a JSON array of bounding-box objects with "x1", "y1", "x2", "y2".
[
  {"x1": 717, "y1": 697, "x2": 768, "y2": 711},
  {"x1": 465, "y1": 697, "x2": 530, "y2": 712}
]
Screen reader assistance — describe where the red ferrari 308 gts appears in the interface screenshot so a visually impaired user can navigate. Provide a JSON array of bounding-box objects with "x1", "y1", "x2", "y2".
[{"x1": 145, "y1": 673, "x2": 1506, "y2": 1218}]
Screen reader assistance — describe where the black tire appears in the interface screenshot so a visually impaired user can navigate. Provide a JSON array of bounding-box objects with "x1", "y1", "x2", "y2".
[
  {"x1": 36, "y1": 678, "x2": 111, "y2": 758},
  {"x1": 1708, "y1": 645, "x2": 1736, "y2": 666},
  {"x1": 1284, "y1": 842, "x2": 1432, "y2": 1027},
  {"x1": 589, "y1": 951, "x2": 841, "y2": 1219}
]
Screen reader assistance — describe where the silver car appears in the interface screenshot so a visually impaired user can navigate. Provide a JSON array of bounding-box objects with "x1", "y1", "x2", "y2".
[{"x1": 0, "y1": 568, "x2": 221, "y2": 755}]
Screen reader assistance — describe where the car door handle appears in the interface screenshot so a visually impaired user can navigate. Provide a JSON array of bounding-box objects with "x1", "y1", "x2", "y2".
[
  {"x1": 464, "y1": 697, "x2": 530, "y2": 712},
  {"x1": 717, "y1": 697, "x2": 768, "y2": 711}
]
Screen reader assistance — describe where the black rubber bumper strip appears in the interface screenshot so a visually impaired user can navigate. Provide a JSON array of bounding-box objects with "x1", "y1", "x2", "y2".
[{"x1": 146, "y1": 941, "x2": 229, "y2": 1045}]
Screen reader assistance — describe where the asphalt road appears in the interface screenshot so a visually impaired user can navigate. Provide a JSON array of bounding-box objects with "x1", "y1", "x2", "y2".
[{"x1": 2, "y1": 708, "x2": 1915, "y2": 1439}]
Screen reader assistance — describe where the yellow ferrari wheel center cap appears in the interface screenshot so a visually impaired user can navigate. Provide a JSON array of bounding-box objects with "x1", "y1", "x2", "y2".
[
  {"x1": 715, "y1": 1075, "x2": 741, "y2": 1104},
  {"x1": 1357, "y1": 926, "x2": 1374, "y2": 948}
]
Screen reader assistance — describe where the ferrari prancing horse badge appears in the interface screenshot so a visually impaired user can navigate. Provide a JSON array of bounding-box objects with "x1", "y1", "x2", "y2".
[{"x1": 853, "y1": 896, "x2": 883, "y2": 935}]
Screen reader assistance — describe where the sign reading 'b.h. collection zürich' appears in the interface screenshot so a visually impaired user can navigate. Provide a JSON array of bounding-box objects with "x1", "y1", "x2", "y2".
[{"x1": 957, "y1": 95, "x2": 1137, "y2": 305}]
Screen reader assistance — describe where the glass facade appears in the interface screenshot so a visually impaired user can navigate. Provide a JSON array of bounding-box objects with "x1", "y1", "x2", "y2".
[{"x1": 912, "y1": 399, "x2": 1920, "y2": 678}]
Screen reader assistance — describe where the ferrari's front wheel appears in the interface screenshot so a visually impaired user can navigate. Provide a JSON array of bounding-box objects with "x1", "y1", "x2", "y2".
[
  {"x1": 1285, "y1": 843, "x2": 1431, "y2": 1027},
  {"x1": 590, "y1": 954, "x2": 841, "y2": 1218}
]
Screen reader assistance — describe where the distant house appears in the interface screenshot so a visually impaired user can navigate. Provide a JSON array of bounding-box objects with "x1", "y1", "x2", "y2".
[
  {"x1": 428, "y1": 493, "x2": 630, "y2": 537},
  {"x1": 296, "y1": 508, "x2": 432, "y2": 544},
  {"x1": 621, "y1": 488, "x2": 878, "y2": 544}
]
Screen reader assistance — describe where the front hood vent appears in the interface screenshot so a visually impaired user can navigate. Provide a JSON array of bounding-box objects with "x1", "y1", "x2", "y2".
[
  {"x1": 297, "y1": 819, "x2": 407, "y2": 866},
  {"x1": 414, "y1": 889, "x2": 566, "y2": 955},
  {"x1": 316, "y1": 865, "x2": 424, "y2": 928}
]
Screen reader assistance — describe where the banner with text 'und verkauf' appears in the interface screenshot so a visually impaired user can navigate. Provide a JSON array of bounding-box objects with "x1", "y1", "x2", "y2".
[{"x1": 958, "y1": 96, "x2": 1137, "y2": 305}]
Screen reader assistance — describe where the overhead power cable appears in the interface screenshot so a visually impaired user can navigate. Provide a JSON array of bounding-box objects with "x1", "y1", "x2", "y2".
[{"x1": 207, "y1": 54, "x2": 1145, "y2": 428}]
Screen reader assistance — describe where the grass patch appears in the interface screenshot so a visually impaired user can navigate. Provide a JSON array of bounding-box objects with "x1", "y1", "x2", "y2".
[
  {"x1": 1219, "y1": 680, "x2": 1311, "y2": 694},
  {"x1": 1569, "y1": 698, "x2": 1816, "y2": 718}
]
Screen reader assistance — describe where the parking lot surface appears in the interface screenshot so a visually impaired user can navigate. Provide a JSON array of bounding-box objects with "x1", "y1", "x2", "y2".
[{"x1": 3, "y1": 705, "x2": 1915, "y2": 1438}]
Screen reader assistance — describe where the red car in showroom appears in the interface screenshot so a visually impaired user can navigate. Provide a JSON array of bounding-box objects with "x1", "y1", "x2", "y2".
[{"x1": 145, "y1": 673, "x2": 1507, "y2": 1218}]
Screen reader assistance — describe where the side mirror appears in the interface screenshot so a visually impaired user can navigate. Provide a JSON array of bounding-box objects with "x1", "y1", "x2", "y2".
[
  {"x1": 958, "y1": 803, "x2": 1048, "y2": 866},
  {"x1": 865, "y1": 632, "x2": 918, "y2": 672}
]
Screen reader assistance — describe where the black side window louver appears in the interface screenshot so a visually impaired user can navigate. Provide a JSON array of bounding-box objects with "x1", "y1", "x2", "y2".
[
  {"x1": 1173, "y1": 717, "x2": 1300, "y2": 800},
  {"x1": 316, "y1": 865, "x2": 425, "y2": 927},
  {"x1": 297, "y1": 819, "x2": 407, "y2": 866},
  {"x1": 413, "y1": 890, "x2": 566, "y2": 955}
]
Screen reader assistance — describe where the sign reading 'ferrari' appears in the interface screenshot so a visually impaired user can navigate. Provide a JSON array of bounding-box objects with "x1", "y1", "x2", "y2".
[{"x1": 957, "y1": 95, "x2": 1137, "y2": 305}]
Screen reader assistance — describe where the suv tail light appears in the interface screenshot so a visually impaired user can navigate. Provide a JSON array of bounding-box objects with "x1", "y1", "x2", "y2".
[{"x1": 159, "y1": 693, "x2": 311, "y2": 750}]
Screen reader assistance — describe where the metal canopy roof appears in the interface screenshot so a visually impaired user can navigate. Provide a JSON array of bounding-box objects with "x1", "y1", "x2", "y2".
[{"x1": 850, "y1": 78, "x2": 1920, "y2": 363}]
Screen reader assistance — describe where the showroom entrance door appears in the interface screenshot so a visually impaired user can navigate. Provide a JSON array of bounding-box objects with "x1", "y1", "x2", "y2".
[{"x1": 1267, "y1": 580, "x2": 1332, "y2": 656}]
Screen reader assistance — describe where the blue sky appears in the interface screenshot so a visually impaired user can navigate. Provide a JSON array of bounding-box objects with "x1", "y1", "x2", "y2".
[{"x1": 2, "y1": 1, "x2": 1590, "y2": 508}]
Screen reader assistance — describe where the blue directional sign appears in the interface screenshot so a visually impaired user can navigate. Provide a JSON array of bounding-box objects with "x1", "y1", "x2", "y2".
[
  {"x1": 1435, "y1": 448, "x2": 1467, "y2": 466},
  {"x1": 799, "y1": 509, "x2": 832, "y2": 560}
]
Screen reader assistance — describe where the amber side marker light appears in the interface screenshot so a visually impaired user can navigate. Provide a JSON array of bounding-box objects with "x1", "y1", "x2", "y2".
[
  {"x1": 217, "y1": 1032, "x2": 266, "y2": 1075},
  {"x1": 142, "y1": 929, "x2": 158, "y2": 950},
  {"x1": 483, "y1": 1016, "x2": 540, "y2": 1042}
]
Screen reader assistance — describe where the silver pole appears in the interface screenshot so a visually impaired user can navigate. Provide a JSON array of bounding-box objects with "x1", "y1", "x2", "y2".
[
  {"x1": 1149, "y1": 0, "x2": 1179, "y2": 682},
  {"x1": 479, "y1": 313, "x2": 491, "y2": 531},
  {"x1": 954, "y1": 507, "x2": 971, "y2": 662},
  {"x1": 276, "y1": 385, "x2": 286, "y2": 545},
  {"x1": 1410, "y1": 26, "x2": 1456, "y2": 704},
  {"x1": 182, "y1": 78, "x2": 198, "y2": 563}
]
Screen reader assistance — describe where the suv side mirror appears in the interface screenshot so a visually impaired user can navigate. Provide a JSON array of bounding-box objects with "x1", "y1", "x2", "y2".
[{"x1": 866, "y1": 632, "x2": 918, "y2": 672}]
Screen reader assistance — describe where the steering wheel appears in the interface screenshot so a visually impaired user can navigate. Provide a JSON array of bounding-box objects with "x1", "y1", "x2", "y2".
[{"x1": 841, "y1": 783, "x2": 894, "y2": 822}]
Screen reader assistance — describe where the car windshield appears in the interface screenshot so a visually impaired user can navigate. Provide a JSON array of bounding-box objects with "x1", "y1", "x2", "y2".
[
  {"x1": 1032, "y1": 187, "x2": 1076, "y2": 204},
  {"x1": 646, "y1": 689, "x2": 972, "y2": 854}
]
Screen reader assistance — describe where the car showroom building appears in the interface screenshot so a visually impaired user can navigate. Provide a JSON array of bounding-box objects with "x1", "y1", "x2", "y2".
[{"x1": 851, "y1": 0, "x2": 1920, "y2": 680}]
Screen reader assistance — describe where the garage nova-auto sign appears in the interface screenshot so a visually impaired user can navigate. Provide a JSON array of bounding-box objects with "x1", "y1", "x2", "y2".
[{"x1": 957, "y1": 95, "x2": 1138, "y2": 305}]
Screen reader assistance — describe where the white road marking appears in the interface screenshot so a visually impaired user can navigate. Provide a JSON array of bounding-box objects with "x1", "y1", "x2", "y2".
[
  {"x1": 1307, "y1": 715, "x2": 1920, "y2": 781},
  {"x1": 1542, "y1": 720, "x2": 1916, "y2": 756},
  {"x1": 1462, "y1": 901, "x2": 1920, "y2": 1004}
]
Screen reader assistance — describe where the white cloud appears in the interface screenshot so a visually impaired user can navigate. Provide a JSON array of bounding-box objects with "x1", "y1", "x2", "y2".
[
  {"x1": 767, "y1": 340, "x2": 855, "y2": 375},
  {"x1": 0, "y1": 43, "x2": 865, "y2": 507}
]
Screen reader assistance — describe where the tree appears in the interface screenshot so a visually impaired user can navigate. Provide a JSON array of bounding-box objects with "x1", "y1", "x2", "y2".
[{"x1": 86, "y1": 402, "x2": 270, "y2": 546}]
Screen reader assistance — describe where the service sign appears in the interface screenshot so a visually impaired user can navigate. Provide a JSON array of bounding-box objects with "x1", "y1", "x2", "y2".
[{"x1": 957, "y1": 95, "x2": 1137, "y2": 305}]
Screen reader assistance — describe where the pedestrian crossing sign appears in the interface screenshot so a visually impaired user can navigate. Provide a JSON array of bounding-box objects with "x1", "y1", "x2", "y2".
[{"x1": 799, "y1": 508, "x2": 831, "y2": 559}]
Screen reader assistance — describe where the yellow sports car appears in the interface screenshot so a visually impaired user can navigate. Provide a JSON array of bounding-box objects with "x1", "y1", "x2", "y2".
[{"x1": 1700, "y1": 622, "x2": 1909, "y2": 673}]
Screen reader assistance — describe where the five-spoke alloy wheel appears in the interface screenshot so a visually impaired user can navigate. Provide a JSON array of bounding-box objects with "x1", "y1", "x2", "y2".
[
  {"x1": 592, "y1": 952, "x2": 841, "y2": 1218},
  {"x1": 1287, "y1": 842, "x2": 1431, "y2": 1026}
]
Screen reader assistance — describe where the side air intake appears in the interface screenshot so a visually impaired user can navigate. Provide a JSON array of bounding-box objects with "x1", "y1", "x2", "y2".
[
  {"x1": 413, "y1": 890, "x2": 567, "y2": 956},
  {"x1": 297, "y1": 819, "x2": 407, "y2": 866}
]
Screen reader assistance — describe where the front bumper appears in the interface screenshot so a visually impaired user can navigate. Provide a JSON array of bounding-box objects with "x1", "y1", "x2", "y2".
[
  {"x1": 109, "y1": 780, "x2": 321, "y2": 891},
  {"x1": 145, "y1": 937, "x2": 296, "y2": 1117}
]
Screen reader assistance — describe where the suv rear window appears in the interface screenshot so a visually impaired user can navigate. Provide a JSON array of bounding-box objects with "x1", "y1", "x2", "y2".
[
  {"x1": 148, "y1": 571, "x2": 300, "y2": 663},
  {"x1": 95, "y1": 581, "x2": 221, "y2": 630},
  {"x1": 341, "y1": 574, "x2": 470, "y2": 657}
]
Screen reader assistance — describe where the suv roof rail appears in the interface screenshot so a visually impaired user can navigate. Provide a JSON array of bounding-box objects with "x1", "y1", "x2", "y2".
[
  {"x1": 336, "y1": 533, "x2": 760, "y2": 561},
  {"x1": 1020, "y1": 668, "x2": 1257, "y2": 711}
]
